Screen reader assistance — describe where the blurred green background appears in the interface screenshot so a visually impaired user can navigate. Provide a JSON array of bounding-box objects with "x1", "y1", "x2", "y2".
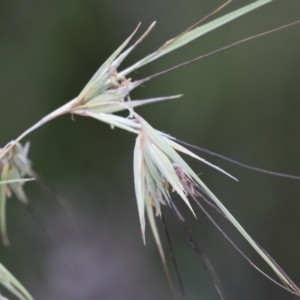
[{"x1": 1, "y1": 1, "x2": 300, "y2": 299}]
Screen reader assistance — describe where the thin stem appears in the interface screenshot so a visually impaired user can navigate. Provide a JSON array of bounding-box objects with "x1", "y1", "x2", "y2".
[
  {"x1": 0, "y1": 99, "x2": 75, "y2": 160},
  {"x1": 169, "y1": 202, "x2": 226, "y2": 300},
  {"x1": 140, "y1": 20, "x2": 300, "y2": 83},
  {"x1": 35, "y1": 172, "x2": 78, "y2": 232},
  {"x1": 175, "y1": 138, "x2": 300, "y2": 180},
  {"x1": 156, "y1": 0, "x2": 232, "y2": 52},
  {"x1": 196, "y1": 186, "x2": 229, "y2": 220},
  {"x1": 26, "y1": 203, "x2": 74, "y2": 276},
  {"x1": 160, "y1": 213, "x2": 185, "y2": 298},
  {"x1": 191, "y1": 195, "x2": 300, "y2": 295},
  {"x1": 0, "y1": 164, "x2": 10, "y2": 246}
]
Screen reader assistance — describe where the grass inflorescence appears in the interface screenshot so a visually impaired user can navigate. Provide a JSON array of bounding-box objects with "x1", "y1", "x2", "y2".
[{"x1": 1, "y1": 0, "x2": 300, "y2": 298}]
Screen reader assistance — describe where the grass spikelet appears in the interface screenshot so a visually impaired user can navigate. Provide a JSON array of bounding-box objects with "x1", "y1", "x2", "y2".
[
  {"x1": 0, "y1": 143, "x2": 34, "y2": 246},
  {"x1": 132, "y1": 113, "x2": 300, "y2": 297}
]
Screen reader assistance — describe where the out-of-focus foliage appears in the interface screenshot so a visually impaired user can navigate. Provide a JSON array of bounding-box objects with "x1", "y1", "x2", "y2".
[
  {"x1": 0, "y1": 143, "x2": 34, "y2": 246},
  {"x1": 0, "y1": 261, "x2": 33, "y2": 300}
]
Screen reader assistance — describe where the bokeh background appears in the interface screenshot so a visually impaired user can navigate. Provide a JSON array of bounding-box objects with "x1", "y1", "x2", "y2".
[{"x1": 1, "y1": 1, "x2": 300, "y2": 299}]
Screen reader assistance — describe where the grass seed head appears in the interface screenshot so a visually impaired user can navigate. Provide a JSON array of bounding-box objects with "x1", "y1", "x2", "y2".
[
  {"x1": 134, "y1": 115, "x2": 200, "y2": 242},
  {"x1": 0, "y1": 142, "x2": 34, "y2": 246}
]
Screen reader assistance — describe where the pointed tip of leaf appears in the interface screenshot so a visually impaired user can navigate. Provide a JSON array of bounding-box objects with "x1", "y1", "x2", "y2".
[
  {"x1": 142, "y1": 235, "x2": 146, "y2": 245},
  {"x1": 132, "y1": 22, "x2": 142, "y2": 37},
  {"x1": 141, "y1": 217, "x2": 146, "y2": 245}
]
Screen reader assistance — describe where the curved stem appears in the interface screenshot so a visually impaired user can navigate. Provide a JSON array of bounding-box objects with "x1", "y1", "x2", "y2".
[{"x1": 0, "y1": 99, "x2": 76, "y2": 159}]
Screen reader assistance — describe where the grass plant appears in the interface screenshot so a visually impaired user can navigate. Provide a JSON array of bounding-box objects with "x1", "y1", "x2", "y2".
[{"x1": 0, "y1": 0, "x2": 299, "y2": 298}]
